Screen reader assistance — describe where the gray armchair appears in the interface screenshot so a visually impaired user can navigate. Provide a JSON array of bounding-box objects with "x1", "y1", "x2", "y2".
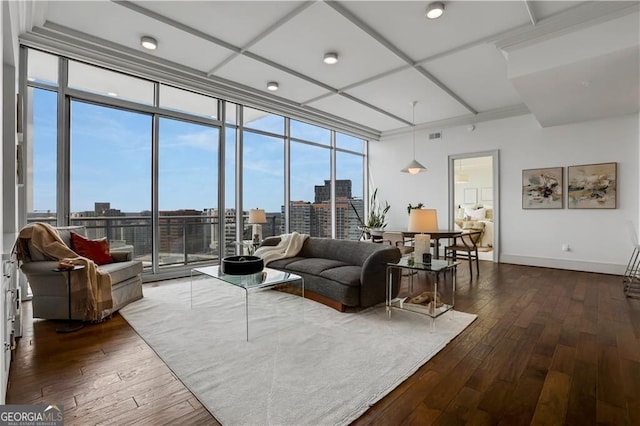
[{"x1": 18, "y1": 225, "x2": 143, "y2": 321}]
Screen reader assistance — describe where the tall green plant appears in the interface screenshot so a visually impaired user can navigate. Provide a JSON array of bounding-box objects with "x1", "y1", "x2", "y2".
[{"x1": 367, "y1": 189, "x2": 390, "y2": 229}]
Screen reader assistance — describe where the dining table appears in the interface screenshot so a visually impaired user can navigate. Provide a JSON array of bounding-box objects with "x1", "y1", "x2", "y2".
[{"x1": 399, "y1": 230, "x2": 463, "y2": 259}]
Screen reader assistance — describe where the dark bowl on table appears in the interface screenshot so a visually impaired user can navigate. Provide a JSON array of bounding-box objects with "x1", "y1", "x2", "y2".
[{"x1": 221, "y1": 256, "x2": 264, "y2": 275}]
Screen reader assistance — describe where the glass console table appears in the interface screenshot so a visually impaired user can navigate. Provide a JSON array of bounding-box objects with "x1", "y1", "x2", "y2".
[
  {"x1": 190, "y1": 266, "x2": 303, "y2": 341},
  {"x1": 386, "y1": 257, "x2": 459, "y2": 319}
]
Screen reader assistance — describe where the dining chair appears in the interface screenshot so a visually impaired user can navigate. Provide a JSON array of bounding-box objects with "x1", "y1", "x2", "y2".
[
  {"x1": 624, "y1": 220, "x2": 640, "y2": 298},
  {"x1": 444, "y1": 230, "x2": 483, "y2": 277},
  {"x1": 380, "y1": 231, "x2": 414, "y2": 256}
]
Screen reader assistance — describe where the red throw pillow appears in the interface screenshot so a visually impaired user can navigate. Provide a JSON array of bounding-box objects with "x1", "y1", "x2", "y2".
[{"x1": 70, "y1": 232, "x2": 114, "y2": 265}]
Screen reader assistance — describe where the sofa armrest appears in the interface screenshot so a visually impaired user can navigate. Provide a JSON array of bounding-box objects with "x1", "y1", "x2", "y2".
[
  {"x1": 20, "y1": 260, "x2": 61, "y2": 275},
  {"x1": 111, "y1": 251, "x2": 132, "y2": 262},
  {"x1": 359, "y1": 246, "x2": 401, "y2": 307}
]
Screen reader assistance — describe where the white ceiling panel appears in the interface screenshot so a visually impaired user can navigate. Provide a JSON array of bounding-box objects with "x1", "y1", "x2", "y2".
[
  {"x1": 215, "y1": 54, "x2": 330, "y2": 103},
  {"x1": 250, "y1": 1, "x2": 406, "y2": 89},
  {"x1": 25, "y1": 0, "x2": 638, "y2": 135},
  {"x1": 130, "y1": 1, "x2": 306, "y2": 49},
  {"x1": 45, "y1": 0, "x2": 232, "y2": 72},
  {"x1": 346, "y1": 68, "x2": 470, "y2": 124},
  {"x1": 308, "y1": 95, "x2": 404, "y2": 133},
  {"x1": 338, "y1": 1, "x2": 531, "y2": 61},
  {"x1": 426, "y1": 43, "x2": 522, "y2": 112}
]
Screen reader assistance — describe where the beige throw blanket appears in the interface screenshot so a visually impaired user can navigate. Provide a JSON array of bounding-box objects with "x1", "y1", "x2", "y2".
[
  {"x1": 16, "y1": 223, "x2": 113, "y2": 321},
  {"x1": 254, "y1": 232, "x2": 309, "y2": 266}
]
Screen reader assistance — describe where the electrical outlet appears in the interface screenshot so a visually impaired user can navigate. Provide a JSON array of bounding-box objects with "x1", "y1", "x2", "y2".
[{"x1": 562, "y1": 244, "x2": 570, "y2": 252}]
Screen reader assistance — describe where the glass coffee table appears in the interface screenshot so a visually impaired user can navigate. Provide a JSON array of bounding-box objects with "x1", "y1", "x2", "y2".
[
  {"x1": 386, "y1": 257, "x2": 460, "y2": 319},
  {"x1": 190, "y1": 266, "x2": 303, "y2": 341}
]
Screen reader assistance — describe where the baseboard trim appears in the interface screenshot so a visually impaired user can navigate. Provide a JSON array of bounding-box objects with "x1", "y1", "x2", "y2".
[{"x1": 500, "y1": 254, "x2": 625, "y2": 275}]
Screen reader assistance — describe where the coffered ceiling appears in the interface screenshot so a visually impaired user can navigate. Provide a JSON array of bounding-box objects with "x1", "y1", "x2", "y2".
[{"x1": 15, "y1": 0, "x2": 640, "y2": 139}]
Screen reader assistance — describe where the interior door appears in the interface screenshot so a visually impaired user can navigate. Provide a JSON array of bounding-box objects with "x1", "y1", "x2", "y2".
[{"x1": 448, "y1": 151, "x2": 499, "y2": 262}]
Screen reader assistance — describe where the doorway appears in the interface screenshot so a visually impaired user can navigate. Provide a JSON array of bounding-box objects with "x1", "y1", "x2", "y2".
[{"x1": 448, "y1": 151, "x2": 499, "y2": 262}]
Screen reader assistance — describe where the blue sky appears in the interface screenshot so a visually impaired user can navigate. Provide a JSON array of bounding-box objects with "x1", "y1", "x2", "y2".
[{"x1": 31, "y1": 88, "x2": 363, "y2": 214}]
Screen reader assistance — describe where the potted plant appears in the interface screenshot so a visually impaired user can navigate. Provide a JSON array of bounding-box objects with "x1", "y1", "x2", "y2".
[
  {"x1": 407, "y1": 202, "x2": 424, "y2": 215},
  {"x1": 366, "y1": 189, "x2": 390, "y2": 238}
]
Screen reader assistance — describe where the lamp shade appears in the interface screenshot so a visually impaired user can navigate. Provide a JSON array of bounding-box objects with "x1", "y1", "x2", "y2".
[
  {"x1": 401, "y1": 159, "x2": 427, "y2": 174},
  {"x1": 247, "y1": 209, "x2": 267, "y2": 224},
  {"x1": 408, "y1": 209, "x2": 438, "y2": 233}
]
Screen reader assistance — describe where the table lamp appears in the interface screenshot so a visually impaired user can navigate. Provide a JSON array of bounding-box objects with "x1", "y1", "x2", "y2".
[
  {"x1": 408, "y1": 209, "x2": 438, "y2": 263},
  {"x1": 247, "y1": 208, "x2": 267, "y2": 244}
]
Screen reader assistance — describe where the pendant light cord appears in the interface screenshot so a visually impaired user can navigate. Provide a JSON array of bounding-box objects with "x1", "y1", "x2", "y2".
[{"x1": 412, "y1": 101, "x2": 417, "y2": 159}]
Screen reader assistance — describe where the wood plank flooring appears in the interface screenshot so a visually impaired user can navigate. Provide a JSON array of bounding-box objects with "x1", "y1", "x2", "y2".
[{"x1": 7, "y1": 262, "x2": 640, "y2": 425}]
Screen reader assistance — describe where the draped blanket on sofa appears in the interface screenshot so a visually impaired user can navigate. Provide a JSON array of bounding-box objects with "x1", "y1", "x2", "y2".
[
  {"x1": 15, "y1": 223, "x2": 113, "y2": 321},
  {"x1": 254, "y1": 232, "x2": 309, "y2": 265}
]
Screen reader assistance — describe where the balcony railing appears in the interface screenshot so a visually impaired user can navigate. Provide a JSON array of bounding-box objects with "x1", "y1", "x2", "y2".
[{"x1": 26, "y1": 214, "x2": 238, "y2": 271}]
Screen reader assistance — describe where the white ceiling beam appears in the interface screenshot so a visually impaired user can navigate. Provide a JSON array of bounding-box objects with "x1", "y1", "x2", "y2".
[
  {"x1": 524, "y1": 0, "x2": 537, "y2": 26},
  {"x1": 381, "y1": 104, "x2": 531, "y2": 138},
  {"x1": 496, "y1": 1, "x2": 639, "y2": 51}
]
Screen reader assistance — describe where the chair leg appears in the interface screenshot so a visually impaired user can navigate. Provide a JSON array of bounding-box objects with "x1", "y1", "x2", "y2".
[{"x1": 475, "y1": 249, "x2": 480, "y2": 276}]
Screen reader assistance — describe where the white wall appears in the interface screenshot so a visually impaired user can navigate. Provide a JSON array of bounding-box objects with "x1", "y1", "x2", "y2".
[{"x1": 371, "y1": 113, "x2": 639, "y2": 274}]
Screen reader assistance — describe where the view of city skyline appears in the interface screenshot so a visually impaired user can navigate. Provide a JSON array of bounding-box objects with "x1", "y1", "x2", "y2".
[{"x1": 31, "y1": 88, "x2": 363, "y2": 215}]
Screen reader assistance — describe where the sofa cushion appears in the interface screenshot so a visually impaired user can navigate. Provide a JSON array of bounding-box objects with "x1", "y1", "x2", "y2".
[
  {"x1": 284, "y1": 258, "x2": 350, "y2": 276},
  {"x1": 319, "y1": 265, "x2": 361, "y2": 288},
  {"x1": 71, "y1": 232, "x2": 114, "y2": 265},
  {"x1": 98, "y1": 260, "x2": 143, "y2": 285},
  {"x1": 268, "y1": 256, "x2": 305, "y2": 270},
  {"x1": 56, "y1": 226, "x2": 87, "y2": 248}
]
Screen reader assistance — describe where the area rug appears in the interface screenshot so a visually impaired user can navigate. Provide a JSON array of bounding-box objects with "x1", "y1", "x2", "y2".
[{"x1": 120, "y1": 277, "x2": 477, "y2": 425}]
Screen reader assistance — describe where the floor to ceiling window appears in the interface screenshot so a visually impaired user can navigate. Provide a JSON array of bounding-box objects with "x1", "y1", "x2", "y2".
[
  {"x1": 158, "y1": 117, "x2": 219, "y2": 268},
  {"x1": 289, "y1": 120, "x2": 331, "y2": 238},
  {"x1": 69, "y1": 100, "x2": 152, "y2": 266},
  {"x1": 242, "y1": 109, "x2": 284, "y2": 240},
  {"x1": 23, "y1": 47, "x2": 368, "y2": 278},
  {"x1": 26, "y1": 50, "x2": 59, "y2": 225},
  {"x1": 336, "y1": 133, "x2": 365, "y2": 240}
]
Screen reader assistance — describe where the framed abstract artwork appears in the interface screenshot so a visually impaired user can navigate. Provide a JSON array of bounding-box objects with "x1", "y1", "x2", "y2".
[
  {"x1": 567, "y1": 162, "x2": 617, "y2": 209},
  {"x1": 522, "y1": 167, "x2": 563, "y2": 209}
]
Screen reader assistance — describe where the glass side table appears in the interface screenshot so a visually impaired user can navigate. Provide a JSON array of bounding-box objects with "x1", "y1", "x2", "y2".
[
  {"x1": 53, "y1": 264, "x2": 86, "y2": 333},
  {"x1": 386, "y1": 256, "x2": 460, "y2": 319}
]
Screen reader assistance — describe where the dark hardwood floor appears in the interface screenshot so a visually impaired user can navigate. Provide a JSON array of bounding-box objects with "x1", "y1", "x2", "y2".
[{"x1": 7, "y1": 261, "x2": 640, "y2": 425}]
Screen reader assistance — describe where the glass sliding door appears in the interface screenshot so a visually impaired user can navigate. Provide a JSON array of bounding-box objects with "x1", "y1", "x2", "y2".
[
  {"x1": 158, "y1": 117, "x2": 220, "y2": 268},
  {"x1": 69, "y1": 100, "x2": 152, "y2": 266}
]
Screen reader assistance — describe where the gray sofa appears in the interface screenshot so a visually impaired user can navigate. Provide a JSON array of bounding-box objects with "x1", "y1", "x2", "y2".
[
  {"x1": 264, "y1": 237, "x2": 401, "y2": 311},
  {"x1": 18, "y1": 225, "x2": 143, "y2": 321}
]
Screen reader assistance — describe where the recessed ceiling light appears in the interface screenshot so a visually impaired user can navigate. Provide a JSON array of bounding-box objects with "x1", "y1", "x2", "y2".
[
  {"x1": 140, "y1": 36, "x2": 158, "y2": 50},
  {"x1": 426, "y1": 2, "x2": 445, "y2": 19},
  {"x1": 267, "y1": 81, "x2": 279, "y2": 91},
  {"x1": 323, "y1": 52, "x2": 339, "y2": 65}
]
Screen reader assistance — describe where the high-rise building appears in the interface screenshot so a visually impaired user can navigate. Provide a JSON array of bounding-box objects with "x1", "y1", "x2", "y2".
[
  {"x1": 314, "y1": 180, "x2": 352, "y2": 203},
  {"x1": 288, "y1": 201, "x2": 312, "y2": 235}
]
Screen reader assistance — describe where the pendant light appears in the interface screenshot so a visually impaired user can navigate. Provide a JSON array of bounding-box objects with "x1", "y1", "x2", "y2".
[
  {"x1": 455, "y1": 159, "x2": 469, "y2": 183},
  {"x1": 401, "y1": 101, "x2": 427, "y2": 174}
]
